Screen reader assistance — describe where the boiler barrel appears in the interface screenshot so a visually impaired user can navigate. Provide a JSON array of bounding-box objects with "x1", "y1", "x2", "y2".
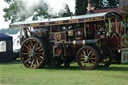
[{"x1": 65, "y1": 40, "x2": 98, "y2": 48}]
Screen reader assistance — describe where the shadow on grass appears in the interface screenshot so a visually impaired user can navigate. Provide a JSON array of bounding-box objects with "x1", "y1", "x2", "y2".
[
  {"x1": 1, "y1": 60, "x2": 128, "y2": 71},
  {"x1": 44, "y1": 65, "x2": 81, "y2": 70},
  {"x1": 0, "y1": 60, "x2": 21, "y2": 65},
  {"x1": 97, "y1": 66, "x2": 128, "y2": 71},
  {"x1": 44, "y1": 65, "x2": 128, "y2": 71}
]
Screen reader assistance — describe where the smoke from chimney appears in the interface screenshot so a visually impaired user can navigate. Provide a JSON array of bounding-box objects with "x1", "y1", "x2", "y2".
[
  {"x1": 14, "y1": 0, "x2": 75, "y2": 20},
  {"x1": 15, "y1": 0, "x2": 48, "y2": 19}
]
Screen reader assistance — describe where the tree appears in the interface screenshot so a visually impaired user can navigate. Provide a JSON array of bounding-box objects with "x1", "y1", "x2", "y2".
[
  {"x1": 3, "y1": 0, "x2": 49, "y2": 23},
  {"x1": 32, "y1": 7, "x2": 49, "y2": 20},
  {"x1": 107, "y1": 0, "x2": 119, "y2": 8},
  {"x1": 59, "y1": 4, "x2": 73, "y2": 17},
  {"x1": 75, "y1": 0, "x2": 119, "y2": 15},
  {"x1": 75, "y1": 0, "x2": 88, "y2": 15},
  {"x1": 94, "y1": 0, "x2": 104, "y2": 9}
]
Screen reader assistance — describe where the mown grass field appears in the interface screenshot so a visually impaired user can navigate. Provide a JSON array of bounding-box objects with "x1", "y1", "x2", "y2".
[{"x1": 0, "y1": 60, "x2": 128, "y2": 85}]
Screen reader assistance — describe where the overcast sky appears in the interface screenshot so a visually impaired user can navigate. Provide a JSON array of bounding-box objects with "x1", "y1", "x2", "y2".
[
  {"x1": 0, "y1": 0, "x2": 10, "y2": 29},
  {"x1": 0, "y1": 0, "x2": 75, "y2": 29}
]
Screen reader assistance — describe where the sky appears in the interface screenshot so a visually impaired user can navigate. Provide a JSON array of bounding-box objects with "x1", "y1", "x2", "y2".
[
  {"x1": 0, "y1": 0, "x2": 75, "y2": 29},
  {"x1": 0, "y1": 0, "x2": 10, "y2": 29}
]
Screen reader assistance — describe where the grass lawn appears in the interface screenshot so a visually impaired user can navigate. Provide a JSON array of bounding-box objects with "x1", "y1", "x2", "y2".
[{"x1": 0, "y1": 60, "x2": 128, "y2": 85}]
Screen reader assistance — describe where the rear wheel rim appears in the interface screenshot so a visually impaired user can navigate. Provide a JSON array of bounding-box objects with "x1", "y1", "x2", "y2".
[{"x1": 20, "y1": 38, "x2": 44, "y2": 69}]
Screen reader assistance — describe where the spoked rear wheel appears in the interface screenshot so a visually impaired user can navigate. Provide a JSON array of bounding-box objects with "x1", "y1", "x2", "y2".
[
  {"x1": 76, "y1": 46, "x2": 99, "y2": 70},
  {"x1": 20, "y1": 37, "x2": 47, "y2": 69}
]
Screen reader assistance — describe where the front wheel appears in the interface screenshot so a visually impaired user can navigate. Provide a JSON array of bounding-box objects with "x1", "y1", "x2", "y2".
[{"x1": 76, "y1": 46, "x2": 99, "y2": 70}]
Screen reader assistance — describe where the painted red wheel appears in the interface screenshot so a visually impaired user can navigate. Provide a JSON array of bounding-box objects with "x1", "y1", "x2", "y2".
[
  {"x1": 20, "y1": 37, "x2": 46, "y2": 69},
  {"x1": 76, "y1": 46, "x2": 99, "y2": 70}
]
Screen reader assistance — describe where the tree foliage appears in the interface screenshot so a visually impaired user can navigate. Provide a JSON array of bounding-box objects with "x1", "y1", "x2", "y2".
[
  {"x1": 107, "y1": 0, "x2": 119, "y2": 8},
  {"x1": 59, "y1": 4, "x2": 73, "y2": 17},
  {"x1": 75, "y1": 0, "x2": 119, "y2": 15},
  {"x1": 75, "y1": 0, "x2": 87, "y2": 15},
  {"x1": 3, "y1": 0, "x2": 49, "y2": 23}
]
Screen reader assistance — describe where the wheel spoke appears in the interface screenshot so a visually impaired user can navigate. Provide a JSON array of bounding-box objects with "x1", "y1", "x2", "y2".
[
  {"x1": 31, "y1": 59, "x2": 34, "y2": 68},
  {"x1": 90, "y1": 60, "x2": 95, "y2": 64},
  {"x1": 39, "y1": 48, "x2": 44, "y2": 52},
  {"x1": 33, "y1": 43, "x2": 36, "y2": 50},
  {"x1": 36, "y1": 56, "x2": 43, "y2": 61},
  {"x1": 80, "y1": 53, "x2": 84, "y2": 57},
  {"x1": 36, "y1": 53, "x2": 44, "y2": 55},
  {"x1": 25, "y1": 58, "x2": 31, "y2": 63},
  {"x1": 89, "y1": 58, "x2": 96, "y2": 60},
  {"x1": 22, "y1": 53, "x2": 29, "y2": 55},
  {"x1": 35, "y1": 41, "x2": 39, "y2": 49},
  {"x1": 88, "y1": 50, "x2": 92, "y2": 57},
  {"x1": 80, "y1": 57, "x2": 85, "y2": 60},
  {"x1": 36, "y1": 47, "x2": 42, "y2": 51},
  {"x1": 38, "y1": 55, "x2": 43, "y2": 59},
  {"x1": 88, "y1": 61, "x2": 94, "y2": 66},
  {"x1": 24, "y1": 44, "x2": 31, "y2": 51},
  {"x1": 90, "y1": 53, "x2": 95, "y2": 57},
  {"x1": 36, "y1": 58, "x2": 39, "y2": 66},
  {"x1": 83, "y1": 51, "x2": 86, "y2": 56},
  {"x1": 30, "y1": 40, "x2": 33, "y2": 47}
]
